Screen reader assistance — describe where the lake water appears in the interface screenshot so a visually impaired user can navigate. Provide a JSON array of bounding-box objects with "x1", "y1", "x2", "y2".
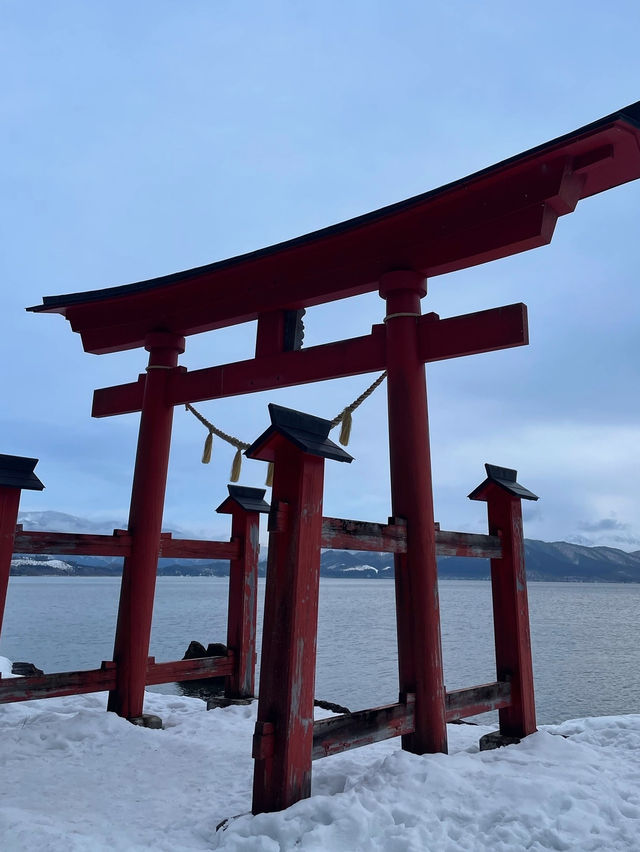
[{"x1": 1, "y1": 577, "x2": 639, "y2": 725}]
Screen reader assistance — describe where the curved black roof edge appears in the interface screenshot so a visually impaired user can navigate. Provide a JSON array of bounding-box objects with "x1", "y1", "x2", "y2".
[{"x1": 28, "y1": 101, "x2": 640, "y2": 314}]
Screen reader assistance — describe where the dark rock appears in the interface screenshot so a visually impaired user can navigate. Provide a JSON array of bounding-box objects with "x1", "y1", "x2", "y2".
[
  {"x1": 11, "y1": 661, "x2": 44, "y2": 677},
  {"x1": 478, "y1": 730, "x2": 522, "y2": 751},
  {"x1": 207, "y1": 696, "x2": 254, "y2": 710},
  {"x1": 129, "y1": 713, "x2": 163, "y2": 729},
  {"x1": 206, "y1": 643, "x2": 228, "y2": 658},
  {"x1": 182, "y1": 640, "x2": 207, "y2": 660},
  {"x1": 177, "y1": 640, "x2": 229, "y2": 700}
]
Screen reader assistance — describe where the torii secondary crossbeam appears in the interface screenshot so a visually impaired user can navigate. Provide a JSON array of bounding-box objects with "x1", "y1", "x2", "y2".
[
  {"x1": 24, "y1": 102, "x2": 640, "y2": 803},
  {"x1": 91, "y1": 302, "x2": 528, "y2": 417}
]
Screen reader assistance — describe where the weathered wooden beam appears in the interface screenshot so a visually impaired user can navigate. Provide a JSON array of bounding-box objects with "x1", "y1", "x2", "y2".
[
  {"x1": 13, "y1": 529, "x2": 237, "y2": 561},
  {"x1": 13, "y1": 529, "x2": 134, "y2": 557},
  {"x1": 13, "y1": 523, "x2": 499, "y2": 562},
  {"x1": 145, "y1": 655, "x2": 234, "y2": 685},
  {"x1": 312, "y1": 695, "x2": 416, "y2": 760},
  {"x1": 321, "y1": 517, "x2": 407, "y2": 553},
  {"x1": 0, "y1": 666, "x2": 117, "y2": 703},
  {"x1": 0, "y1": 655, "x2": 236, "y2": 704},
  {"x1": 435, "y1": 530, "x2": 502, "y2": 559},
  {"x1": 445, "y1": 681, "x2": 512, "y2": 721},
  {"x1": 319, "y1": 519, "x2": 501, "y2": 559},
  {"x1": 158, "y1": 535, "x2": 239, "y2": 561}
]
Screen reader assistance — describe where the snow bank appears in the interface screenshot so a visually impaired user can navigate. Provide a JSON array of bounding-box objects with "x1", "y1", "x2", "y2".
[
  {"x1": 0, "y1": 656, "x2": 19, "y2": 678},
  {"x1": 0, "y1": 686, "x2": 638, "y2": 851}
]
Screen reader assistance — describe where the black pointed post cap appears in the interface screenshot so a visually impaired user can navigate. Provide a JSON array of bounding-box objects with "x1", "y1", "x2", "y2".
[
  {"x1": 216, "y1": 484, "x2": 271, "y2": 515},
  {"x1": 468, "y1": 463, "x2": 538, "y2": 502},
  {"x1": 246, "y1": 404, "x2": 353, "y2": 463},
  {"x1": 0, "y1": 454, "x2": 45, "y2": 491}
]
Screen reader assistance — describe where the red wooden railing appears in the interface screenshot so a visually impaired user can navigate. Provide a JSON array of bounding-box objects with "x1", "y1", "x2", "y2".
[
  {"x1": 2, "y1": 483, "x2": 535, "y2": 778},
  {"x1": 296, "y1": 510, "x2": 526, "y2": 763},
  {"x1": 0, "y1": 495, "x2": 262, "y2": 707}
]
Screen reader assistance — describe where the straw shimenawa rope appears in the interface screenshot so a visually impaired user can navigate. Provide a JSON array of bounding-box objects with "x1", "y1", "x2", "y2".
[
  {"x1": 185, "y1": 371, "x2": 387, "y2": 484},
  {"x1": 185, "y1": 403, "x2": 250, "y2": 483},
  {"x1": 329, "y1": 371, "x2": 387, "y2": 447}
]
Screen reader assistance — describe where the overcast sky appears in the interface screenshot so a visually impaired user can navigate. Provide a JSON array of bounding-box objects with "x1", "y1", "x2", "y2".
[{"x1": 2, "y1": 2, "x2": 640, "y2": 549}]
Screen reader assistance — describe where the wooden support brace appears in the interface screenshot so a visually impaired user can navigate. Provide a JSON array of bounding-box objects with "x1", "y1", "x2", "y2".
[
  {"x1": 145, "y1": 655, "x2": 234, "y2": 685},
  {"x1": 13, "y1": 529, "x2": 239, "y2": 560},
  {"x1": 444, "y1": 681, "x2": 512, "y2": 721},
  {"x1": 0, "y1": 655, "x2": 236, "y2": 704},
  {"x1": 321, "y1": 516, "x2": 408, "y2": 553},
  {"x1": 312, "y1": 695, "x2": 416, "y2": 760},
  {"x1": 0, "y1": 666, "x2": 118, "y2": 703}
]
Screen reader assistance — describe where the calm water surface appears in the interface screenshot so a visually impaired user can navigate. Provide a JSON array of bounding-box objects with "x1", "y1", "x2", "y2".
[{"x1": 1, "y1": 577, "x2": 638, "y2": 725}]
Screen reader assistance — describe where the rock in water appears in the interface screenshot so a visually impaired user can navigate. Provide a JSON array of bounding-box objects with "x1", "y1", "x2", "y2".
[
  {"x1": 177, "y1": 640, "x2": 229, "y2": 700},
  {"x1": 12, "y1": 661, "x2": 44, "y2": 677}
]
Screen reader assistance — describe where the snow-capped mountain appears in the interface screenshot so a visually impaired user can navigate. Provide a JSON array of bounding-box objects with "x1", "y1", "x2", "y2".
[{"x1": 17, "y1": 510, "x2": 127, "y2": 534}]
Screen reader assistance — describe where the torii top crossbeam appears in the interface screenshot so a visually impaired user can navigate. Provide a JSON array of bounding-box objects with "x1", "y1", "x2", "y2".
[{"x1": 29, "y1": 102, "x2": 640, "y2": 355}]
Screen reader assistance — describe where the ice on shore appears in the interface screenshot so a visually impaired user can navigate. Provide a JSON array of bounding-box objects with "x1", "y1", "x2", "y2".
[{"x1": 0, "y1": 656, "x2": 638, "y2": 850}]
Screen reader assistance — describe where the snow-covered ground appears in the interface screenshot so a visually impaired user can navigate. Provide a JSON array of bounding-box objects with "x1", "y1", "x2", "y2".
[{"x1": 1, "y1": 657, "x2": 639, "y2": 851}]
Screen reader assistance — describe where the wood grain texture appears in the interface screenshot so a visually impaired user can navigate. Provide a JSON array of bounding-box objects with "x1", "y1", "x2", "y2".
[
  {"x1": 312, "y1": 695, "x2": 415, "y2": 760},
  {"x1": 445, "y1": 681, "x2": 512, "y2": 720}
]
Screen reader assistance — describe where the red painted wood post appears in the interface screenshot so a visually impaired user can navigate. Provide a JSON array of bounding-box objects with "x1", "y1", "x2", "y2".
[
  {"x1": 226, "y1": 509, "x2": 259, "y2": 698},
  {"x1": 379, "y1": 270, "x2": 448, "y2": 755},
  {"x1": 216, "y1": 486, "x2": 270, "y2": 699},
  {"x1": 487, "y1": 489, "x2": 537, "y2": 738},
  {"x1": 107, "y1": 332, "x2": 185, "y2": 720},
  {"x1": 470, "y1": 465, "x2": 538, "y2": 741},
  {"x1": 252, "y1": 450, "x2": 323, "y2": 811},
  {"x1": 0, "y1": 456, "x2": 44, "y2": 639},
  {"x1": 0, "y1": 489, "x2": 21, "y2": 637},
  {"x1": 247, "y1": 405, "x2": 351, "y2": 813}
]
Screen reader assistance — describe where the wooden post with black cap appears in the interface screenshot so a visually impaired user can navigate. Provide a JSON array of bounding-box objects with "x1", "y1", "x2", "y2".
[{"x1": 246, "y1": 404, "x2": 352, "y2": 814}]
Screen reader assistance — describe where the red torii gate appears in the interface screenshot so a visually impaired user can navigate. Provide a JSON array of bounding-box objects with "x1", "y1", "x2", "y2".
[{"x1": 25, "y1": 102, "x2": 640, "y2": 799}]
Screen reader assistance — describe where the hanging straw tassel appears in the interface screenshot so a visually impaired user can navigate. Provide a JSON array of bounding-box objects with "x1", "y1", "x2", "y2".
[
  {"x1": 265, "y1": 462, "x2": 274, "y2": 487},
  {"x1": 230, "y1": 447, "x2": 243, "y2": 483},
  {"x1": 201, "y1": 430, "x2": 213, "y2": 464},
  {"x1": 338, "y1": 409, "x2": 353, "y2": 446}
]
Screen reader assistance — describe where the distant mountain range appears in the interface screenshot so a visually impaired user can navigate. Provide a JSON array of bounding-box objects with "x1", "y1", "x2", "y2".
[{"x1": 11, "y1": 511, "x2": 640, "y2": 583}]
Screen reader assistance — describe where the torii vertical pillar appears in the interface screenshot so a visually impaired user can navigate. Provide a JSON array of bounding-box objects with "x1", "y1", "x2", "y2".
[
  {"x1": 247, "y1": 404, "x2": 352, "y2": 813},
  {"x1": 379, "y1": 270, "x2": 448, "y2": 755},
  {"x1": 0, "y1": 455, "x2": 44, "y2": 638},
  {"x1": 216, "y1": 485, "x2": 270, "y2": 699},
  {"x1": 108, "y1": 332, "x2": 185, "y2": 721}
]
